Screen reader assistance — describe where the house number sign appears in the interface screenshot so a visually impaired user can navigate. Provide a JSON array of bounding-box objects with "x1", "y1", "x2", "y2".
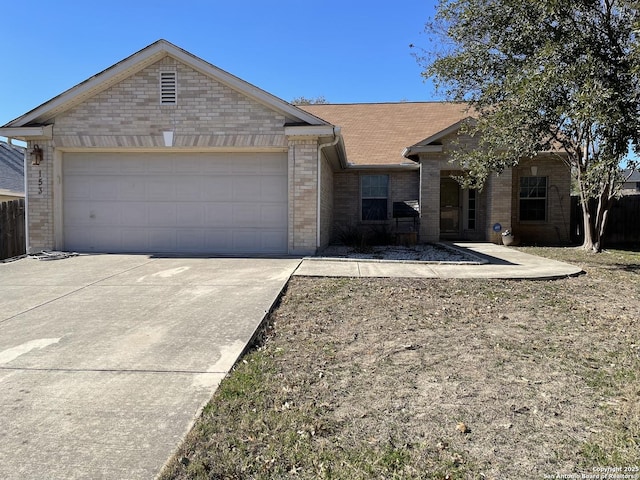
[{"x1": 38, "y1": 170, "x2": 43, "y2": 195}]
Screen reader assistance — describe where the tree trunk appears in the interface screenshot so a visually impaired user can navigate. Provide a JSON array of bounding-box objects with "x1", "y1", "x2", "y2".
[
  {"x1": 580, "y1": 195, "x2": 613, "y2": 253},
  {"x1": 581, "y1": 203, "x2": 600, "y2": 252}
]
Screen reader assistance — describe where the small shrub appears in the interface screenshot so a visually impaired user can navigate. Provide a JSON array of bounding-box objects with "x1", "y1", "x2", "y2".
[
  {"x1": 367, "y1": 224, "x2": 395, "y2": 246},
  {"x1": 336, "y1": 225, "x2": 371, "y2": 253}
]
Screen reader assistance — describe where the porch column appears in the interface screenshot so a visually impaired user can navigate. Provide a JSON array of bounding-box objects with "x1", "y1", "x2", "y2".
[
  {"x1": 485, "y1": 168, "x2": 513, "y2": 244},
  {"x1": 287, "y1": 137, "x2": 318, "y2": 255},
  {"x1": 419, "y1": 160, "x2": 440, "y2": 242}
]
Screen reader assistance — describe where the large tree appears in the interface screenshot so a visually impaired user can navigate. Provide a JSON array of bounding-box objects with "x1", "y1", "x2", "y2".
[{"x1": 420, "y1": 0, "x2": 640, "y2": 252}]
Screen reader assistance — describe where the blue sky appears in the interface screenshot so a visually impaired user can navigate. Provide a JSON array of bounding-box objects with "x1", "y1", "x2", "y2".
[{"x1": 0, "y1": 0, "x2": 440, "y2": 126}]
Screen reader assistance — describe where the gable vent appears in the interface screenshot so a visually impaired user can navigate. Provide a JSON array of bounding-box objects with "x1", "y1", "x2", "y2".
[{"x1": 160, "y1": 71, "x2": 177, "y2": 105}]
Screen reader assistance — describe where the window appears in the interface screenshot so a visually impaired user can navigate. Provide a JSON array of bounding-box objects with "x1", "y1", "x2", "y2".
[
  {"x1": 361, "y1": 175, "x2": 389, "y2": 221},
  {"x1": 467, "y1": 189, "x2": 477, "y2": 230},
  {"x1": 519, "y1": 176, "x2": 547, "y2": 221},
  {"x1": 160, "y1": 71, "x2": 177, "y2": 105}
]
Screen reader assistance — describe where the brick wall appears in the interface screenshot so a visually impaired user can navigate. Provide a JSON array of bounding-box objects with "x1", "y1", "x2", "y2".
[
  {"x1": 26, "y1": 55, "x2": 304, "y2": 252},
  {"x1": 54, "y1": 57, "x2": 291, "y2": 148},
  {"x1": 332, "y1": 169, "x2": 419, "y2": 243},
  {"x1": 485, "y1": 169, "x2": 513, "y2": 243},
  {"x1": 511, "y1": 156, "x2": 572, "y2": 244},
  {"x1": 319, "y1": 153, "x2": 333, "y2": 249},
  {"x1": 419, "y1": 159, "x2": 442, "y2": 242},
  {"x1": 25, "y1": 140, "x2": 55, "y2": 252},
  {"x1": 288, "y1": 139, "x2": 317, "y2": 255}
]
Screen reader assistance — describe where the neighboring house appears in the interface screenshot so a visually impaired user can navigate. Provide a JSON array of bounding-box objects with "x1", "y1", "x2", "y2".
[
  {"x1": 622, "y1": 169, "x2": 640, "y2": 194},
  {"x1": 0, "y1": 40, "x2": 571, "y2": 255},
  {"x1": 0, "y1": 139, "x2": 25, "y2": 201}
]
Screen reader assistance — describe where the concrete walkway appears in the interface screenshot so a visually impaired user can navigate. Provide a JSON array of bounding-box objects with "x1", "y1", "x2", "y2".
[{"x1": 294, "y1": 243, "x2": 583, "y2": 279}]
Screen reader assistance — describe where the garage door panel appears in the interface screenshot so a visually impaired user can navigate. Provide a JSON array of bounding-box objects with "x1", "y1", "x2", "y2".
[
  {"x1": 205, "y1": 229, "x2": 233, "y2": 252},
  {"x1": 177, "y1": 230, "x2": 206, "y2": 251},
  {"x1": 148, "y1": 204, "x2": 177, "y2": 226},
  {"x1": 146, "y1": 158, "x2": 175, "y2": 174},
  {"x1": 205, "y1": 203, "x2": 234, "y2": 226},
  {"x1": 231, "y1": 160, "x2": 260, "y2": 175},
  {"x1": 120, "y1": 229, "x2": 148, "y2": 250},
  {"x1": 90, "y1": 178, "x2": 120, "y2": 201},
  {"x1": 202, "y1": 178, "x2": 232, "y2": 201},
  {"x1": 261, "y1": 205, "x2": 288, "y2": 226},
  {"x1": 233, "y1": 177, "x2": 262, "y2": 202},
  {"x1": 121, "y1": 204, "x2": 147, "y2": 226},
  {"x1": 233, "y1": 205, "x2": 260, "y2": 226},
  {"x1": 64, "y1": 181, "x2": 93, "y2": 201},
  {"x1": 64, "y1": 202, "x2": 120, "y2": 227},
  {"x1": 176, "y1": 204, "x2": 204, "y2": 227},
  {"x1": 261, "y1": 176, "x2": 288, "y2": 201},
  {"x1": 118, "y1": 179, "x2": 147, "y2": 201},
  {"x1": 148, "y1": 229, "x2": 178, "y2": 251},
  {"x1": 147, "y1": 178, "x2": 176, "y2": 201},
  {"x1": 63, "y1": 153, "x2": 288, "y2": 254},
  {"x1": 261, "y1": 230, "x2": 288, "y2": 251},
  {"x1": 260, "y1": 155, "x2": 288, "y2": 175},
  {"x1": 175, "y1": 177, "x2": 202, "y2": 201}
]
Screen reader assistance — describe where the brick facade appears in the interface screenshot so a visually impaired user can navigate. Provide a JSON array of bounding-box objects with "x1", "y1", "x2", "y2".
[
  {"x1": 331, "y1": 169, "x2": 419, "y2": 242},
  {"x1": 54, "y1": 57, "x2": 289, "y2": 148},
  {"x1": 485, "y1": 169, "x2": 513, "y2": 243},
  {"x1": 287, "y1": 139, "x2": 318, "y2": 254},
  {"x1": 14, "y1": 44, "x2": 572, "y2": 253},
  {"x1": 511, "y1": 157, "x2": 571, "y2": 244},
  {"x1": 319, "y1": 153, "x2": 334, "y2": 249},
  {"x1": 23, "y1": 55, "x2": 325, "y2": 254},
  {"x1": 25, "y1": 141, "x2": 55, "y2": 252}
]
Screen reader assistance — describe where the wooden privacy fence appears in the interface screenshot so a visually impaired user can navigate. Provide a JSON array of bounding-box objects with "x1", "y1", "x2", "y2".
[
  {"x1": 0, "y1": 198, "x2": 26, "y2": 260},
  {"x1": 571, "y1": 195, "x2": 640, "y2": 246}
]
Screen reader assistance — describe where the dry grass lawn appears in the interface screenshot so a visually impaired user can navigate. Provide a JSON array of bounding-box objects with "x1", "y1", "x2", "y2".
[{"x1": 161, "y1": 246, "x2": 640, "y2": 479}]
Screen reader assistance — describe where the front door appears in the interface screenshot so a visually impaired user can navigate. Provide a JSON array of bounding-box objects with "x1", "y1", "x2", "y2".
[{"x1": 440, "y1": 178, "x2": 461, "y2": 237}]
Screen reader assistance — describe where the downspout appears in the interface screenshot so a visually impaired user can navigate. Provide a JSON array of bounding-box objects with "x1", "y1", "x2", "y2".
[
  {"x1": 22, "y1": 143, "x2": 29, "y2": 254},
  {"x1": 316, "y1": 127, "x2": 342, "y2": 250}
]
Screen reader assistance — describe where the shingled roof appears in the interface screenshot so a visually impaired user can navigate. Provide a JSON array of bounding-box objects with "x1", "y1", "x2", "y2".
[
  {"x1": 298, "y1": 102, "x2": 472, "y2": 166},
  {"x1": 0, "y1": 140, "x2": 25, "y2": 197}
]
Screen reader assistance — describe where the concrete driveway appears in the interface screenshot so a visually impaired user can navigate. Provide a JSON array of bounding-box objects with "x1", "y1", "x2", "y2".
[{"x1": 0, "y1": 254, "x2": 300, "y2": 480}]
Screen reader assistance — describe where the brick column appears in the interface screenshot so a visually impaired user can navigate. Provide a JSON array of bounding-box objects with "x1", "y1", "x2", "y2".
[
  {"x1": 26, "y1": 141, "x2": 55, "y2": 252},
  {"x1": 419, "y1": 158, "x2": 441, "y2": 242},
  {"x1": 485, "y1": 168, "x2": 513, "y2": 243},
  {"x1": 287, "y1": 138, "x2": 318, "y2": 255}
]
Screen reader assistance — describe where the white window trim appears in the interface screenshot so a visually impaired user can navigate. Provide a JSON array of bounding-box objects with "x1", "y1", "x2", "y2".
[
  {"x1": 519, "y1": 176, "x2": 548, "y2": 222},
  {"x1": 360, "y1": 174, "x2": 390, "y2": 222}
]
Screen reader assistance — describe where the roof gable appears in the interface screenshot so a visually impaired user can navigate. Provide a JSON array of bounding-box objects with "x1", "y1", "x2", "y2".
[
  {"x1": 4, "y1": 40, "x2": 325, "y2": 128},
  {"x1": 411, "y1": 117, "x2": 476, "y2": 147}
]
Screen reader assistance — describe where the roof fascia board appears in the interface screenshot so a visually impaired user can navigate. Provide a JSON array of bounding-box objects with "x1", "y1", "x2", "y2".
[
  {"x1": 413, "y1": 117, "x2": 476, "y2": 147},
  {"x1": 284, "y1": 125, "x2": 337, "y2": 137},
  {"x1": 0, "y1": 125, "x2": 53, "y2": 140},
  {"x1": 402, "y1": 145, "x2": 443, "y2": 158},
  {"x1": 5, "y1": 44, "x2": 168, "y2": 127},
  {"x1": 345, "y1": 163, "x2": 420, "y2": 171}
]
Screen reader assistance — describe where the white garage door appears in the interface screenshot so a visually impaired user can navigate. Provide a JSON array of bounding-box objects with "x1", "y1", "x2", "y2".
[{"x1": 63, "y1": 152, "x2": 288, "y2": 254}]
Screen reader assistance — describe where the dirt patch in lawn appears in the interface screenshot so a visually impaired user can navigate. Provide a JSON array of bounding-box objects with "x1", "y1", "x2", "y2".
[{"x1": 162, "y1": 247, "x2": 640, "y2": 480}]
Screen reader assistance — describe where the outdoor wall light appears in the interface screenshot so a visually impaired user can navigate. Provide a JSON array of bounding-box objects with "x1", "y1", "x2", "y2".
[
  {"x1": 31, "y1": 144, "x2": 43, "y2": 165},
  {"x1": 530, "y1": 166, "x2": 538, "y2": 176},
  {"x1": 162, "y1": 130, "x2": 174, "y2": 147}
]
